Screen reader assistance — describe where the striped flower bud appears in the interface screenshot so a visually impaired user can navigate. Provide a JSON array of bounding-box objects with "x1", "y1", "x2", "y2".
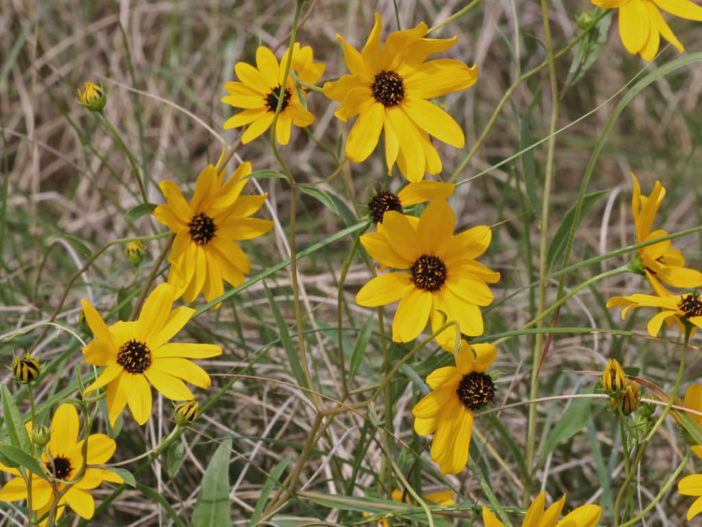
[
  {"x1": 175, "y1": 401, "x2": 199, "y2": 425},
  {"x1": 13, "y1": 354, "x2": 40, "y2": 384}
]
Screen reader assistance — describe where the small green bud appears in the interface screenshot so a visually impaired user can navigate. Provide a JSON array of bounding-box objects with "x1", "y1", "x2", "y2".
[
  {"x1": 126, "y1": 240, "x2": 146, "y2": 266},
  {"x1": 577, "y1": 12, "x2": 596, "y2": 30},
  {"x1": 32, "y1": 425, "x2": 51, "y2": 447},
  {"x1": 13, "y1": 354, "x2": 40, "y2": 384},
  {"x1": 175, "y1": 401, "x2": 199, "y2": 426}
]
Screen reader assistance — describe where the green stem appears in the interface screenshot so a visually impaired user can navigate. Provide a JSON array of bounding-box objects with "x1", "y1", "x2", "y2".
[
  {"x1": 525, "y1": 0, "x2": 560, "y2": 505},
  {"x1": 468, "y1": 458, "x2": 514, "y2": 527},
  {"x1": 129, "y1": 233, "x2": 174, "y2": 320},
  {"x1": 99, "y1": 112, "x2": 149, "y2": 206},
  {"x1": 427, "y1": 0, "x2": 481, "y2": 33}
]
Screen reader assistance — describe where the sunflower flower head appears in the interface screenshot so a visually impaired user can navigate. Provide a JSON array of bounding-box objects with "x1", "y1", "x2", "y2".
[
  {"x1": 222, "y1": 44, "x2": 325, "y2": 145},
  {"x1": 412, "y1": 342, "x2": 496, "y2": 474},
  {"x1": 481, "y1": 491, "x2": 602, "y2": 527},
  {"x1": 324, "y1": 13, "x2": 478, "y2": 182},
  {"x1": 153, "y1": 161, "x2": 273, "y2": 305},
  {"x1": 81, "y1": 283, "x2": 222, "y2": 426},
  {"x1": 12, "y1": 353, "x2": 40, "y2": 384},
  {"x1": 592, "y1": 0, "x2": 702, "y2": 60},
  {"x1": 76, "y1": 81, "x2": 106, "y2": 112},
  {"x1": 607, "y1": 287, "x2": 702, "y2": 337},
  {"x1": 628, "y1": 174, "x2": 702, "y2": 291},
  {"x1": 356, "y1": 199, "x2": 499, "y2": 347},
  {"x1": 678, "y1": 445, "x2": 702, "y2": 520},
  {"x1": 368, "y1": 180, "x2": 454, "y2": 223},
  {"x1": 0, "y1": 404, "x2": 122, "y2": 523}
]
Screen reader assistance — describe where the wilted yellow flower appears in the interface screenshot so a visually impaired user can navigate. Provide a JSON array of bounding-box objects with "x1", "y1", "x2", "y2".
[
  {"x1": 482, "y1": 491, "x2": 602, "y2": 527},
  {"x1": 592, "y1": 0, "x2": 702, "y2": 61},
  {"x1": 76, "y1": 81, "x2": 106, "y2": 112},
  {"x1": 324, "y1": 13, "x2": 478, "y2": 182},
  {"x1": 12, "y1": 354, "x2": 40, "y2": 384},
  {"x1": 222, "y1": 44, "x2": 325, "y2": 144}
]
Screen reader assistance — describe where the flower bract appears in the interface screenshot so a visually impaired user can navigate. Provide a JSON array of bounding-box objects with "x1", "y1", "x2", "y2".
[
  {"x1": 356, "y1": 199, "x2": 499, "y2": 346},
  {"x1": 412, "y1": 342, "x2": 496, "y2": 474},
  {"x1": 81, "y1": 283, "x2": 222, "y2": 426},
  {"x1": 481, "y1": 491, "x2": 602, "y2": 527},
  {"x1": 222, "y1": 44, "x2": 325, "y2": 144},
  {"x1": 592, "y1": 0, "x2": 702, "y2": 60},
  {"x1": 0, "y1": 404, "x2": 122, "y2": 522},
  {"x1": 154, "y1": 161, "x2": 273, "y2": 305},
  {"x1": 324, "y1": 13, "x2": 478, "y2": 182}
]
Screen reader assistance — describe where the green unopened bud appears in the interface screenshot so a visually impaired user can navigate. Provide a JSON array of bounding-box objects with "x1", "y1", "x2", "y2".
[
  {"x1": 175, "y1": 401, "x2": 198, "y2": 425},
  {"x1": 576, "y1": 12, "x2": 596, "y2": 30},
  {"x1": 126, "y1": 240, "x2": 146, "y2": 266},
  {"x1": 32, "y1": 425, "x2": 51, "y2": 447},
  {"x1": 627, "y1": 253, "x2": 646, "y2": 277},
  {"x1": 12, "y1": 354, "x2": 40, "y2": 384},
  {"x1": 77, "y1": 81, "x2": 106, "y2": 112},
  {"x1": 602, "y1": 358, "x2": 626, "y2": 393}
]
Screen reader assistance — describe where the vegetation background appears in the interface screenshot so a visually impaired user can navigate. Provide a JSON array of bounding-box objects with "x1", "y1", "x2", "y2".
[{"x1": 2, "y1": 0, "x2": 702, "y2": 525}]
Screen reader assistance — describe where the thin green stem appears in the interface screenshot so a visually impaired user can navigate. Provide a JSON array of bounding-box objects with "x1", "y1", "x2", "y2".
[
  {"x1": 99, "y1": 112, "x2": 149, "y2": 205},
  {"x1": 525, "y1": 0, "x2": 559, "y2": 504},
  {"x1": 129, "y1": 233, "x2": 174, "y2": 320},
  {"x1": 427, "y1": 0, "x2": 481, "y2": 34}
]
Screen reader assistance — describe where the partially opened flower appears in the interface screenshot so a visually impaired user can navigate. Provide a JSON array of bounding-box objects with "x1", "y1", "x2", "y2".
[
  {"x1": 154, "y1": 161, "x2": 273, "y2": 304},
  {"x1": 356, "y1": 200, "x2": 499, "y2": 344},
  {"x1": 629, "y1": 173, "x2": 702, "y2": 290},
  {"x1": 482, "y1": 491, "x2": 602, "y2": 527},
  {"x1": 81, "y1": 283, "x2": 222, "y2": 426},
  {"x1": 678, "y1": 445, "x2": 702, "y2": 520},
  {"x1": 592, "y1": 0, "x2": 702, "y2": 60},
  {"x1": 222, "y1": 44, "x2": 325, "y2": 144},
  {"x1": 324, "y1": 13, "x2": 478, "y2": 182},
  {"x1": 0, "y1": 404, "x2": 122, "y2": 523},
  {"x1": 368, "y1": 180, "x2": 454, "y2": 223},
  {"x1": 607, "y1": 289, "x2": 702, "y2": 336},
  {"x1": 412, "y1": 342, "x2": 496, "y2": 474}
]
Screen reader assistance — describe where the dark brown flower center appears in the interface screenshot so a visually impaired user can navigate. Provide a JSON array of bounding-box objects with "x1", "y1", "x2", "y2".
[
  {"x1": 188, "y1": 213, "x2": 217, "y2": 245},
  {"x1": 265, "y1": 85, "x2": 292, "y2": 112},
  {"x1": 369, "y1": 192, "x2": 402, "y2": 223},
  {"x1": 456, "y1": 372, "x2": 495, "y2": 411},
  {"x1": 117, "y1": 339, "x2": 152, "y2": 374},
  {"x1": 371, "y1": 70, "x2": 405, "y2": 107},
  {"x1": 410, "y1": 255, "x2": 447, "y2": 292},
  {"x1": 45, "y1": 455, "x2": 72, "y2": 481},
  {"x1": 679, "y1": 293, "x2": 702, "y2": 318}
]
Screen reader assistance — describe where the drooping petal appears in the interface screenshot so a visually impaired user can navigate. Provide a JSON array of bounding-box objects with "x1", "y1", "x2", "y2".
[
  {"x1": 619, "y1": 0, "x2": 650, "y2": 55},
  {"x1": 403, "y1": 98, "x2": 465, "y2": 148},
  {"x1": 123, "y1": 374, "x2": 153, "y2": 425},
  {"x1": 105, "y1": 374, "x2": 128, "y2": 427},
  {"x1": 345, "y1": 101, "x2": 385, "y2": 163}
]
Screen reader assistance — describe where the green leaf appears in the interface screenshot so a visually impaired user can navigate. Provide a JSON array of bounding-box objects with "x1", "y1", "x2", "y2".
[
  {"x1": 262, "y1": 282, "x2": 309, "y2": 390},
  {"x1": 108, "y1": 467, "x2": 136, "y2": 487},
  {"x1": 62, "y1": 235, "x2": 92, "y2": 258},
  {"x1": 348, "y1": 316, "x2": 374, "y2": 381},
  {"x1": 518, "y1": 120, "x2": 539, "y2": 215},
  {"x1": 1, "y1": 385, "x2": 30, "y2": 451},
  {"x1": 249, "y1": 456, "x2": 290, "y2": 526},
  {"x1": 138, "y1": 483, "x2": 187, "y2": 527},
  {"x1": 546, "y1": 190, "x2": 608, "y2": 271},
  {"x1": 326, "y1": 191, "x2": 358, "y2": 227},
  {"x1": 117, "y1": 287, "x2": 132, "y2": 321},
  {"x1": 565, "y1": 9, "x2": 612, "y2": 88},
  {"x1": 192, "y1": 438, "x2": 232, "y2": 527},
  {"x1": 166, "y1": 440, "x2": 185, "y2": 478},
  {"x1": 123, "y1": 203, "x2": 156, "y2": 223},
  {"x1": 299, "y1": 185, "x2": 340, "y2": 216},
  {"x1": 0, "y1": 445, "x2": 45, "y2": 478},
  {"x1": 537, "y1": 392, "x2": 592, "y2": 466}
]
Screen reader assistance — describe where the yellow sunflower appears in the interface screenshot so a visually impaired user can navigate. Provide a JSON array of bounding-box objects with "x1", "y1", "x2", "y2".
[
  {"x1": 81, "y1": 283, "x2": 222, "y2": 426},
  {"x1": 592, "y1": 0, "x2": 702, "y2": 60},
  {"x1": 678, "y1": 446, "x2": 702, "y2": 520},
  {"x1": 0, "y1": 404, "x2": 122, "y2": 523},
  {"x1": 607, "y1": 288, "x2": 702, "y2": 336},
  {"x1": 629, "y1": 173, "x2": 702, "y2": 290},
  {"x1": 412, "y1": 342, "x2": 496, "y2": 475},
  {"x1": 323, "y1": 12, "x2": 478, "y2": 182},
  {"x1": 482, "y1": 491, "x2": 602, "y2": 527},
  {"x1": 222, "y1": 44, "x2": 325, "y2": 144},
  {"x1": 154, "y1": 161, "x2": 273, "y2": 305},
  {"x1": 368, "y1": 180, "x2": 454, "y2": 223},
  {"x1": 356, "y1": 199, "x2": 499, "y2": 345}
]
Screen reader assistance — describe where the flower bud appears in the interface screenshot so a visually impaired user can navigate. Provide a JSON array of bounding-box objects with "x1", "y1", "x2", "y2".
[
  {"x1": 32, "y1": 425, "x2": 51, "y2": 447},
  {"x1": 620, "y1": 381, "x2": 641, "y2": 415},
  {"x1": 175, "y1": 401, "x2": 198, "y2": 425},
  {"x1": 77, "y1": 82, "x2": 106, "y2": 112},
  {"x1": 602, "y1": 358, "x2": 626, "y2": 393},
  {"x1": 126, "y1": 240, "x2": 146, "y2": 266},
  {"x1": 576, "y1": 12, "x2": 596, "y2": 30},
  {"x1": 12, "y1": 354, "x2": 40, "y2": 384}
]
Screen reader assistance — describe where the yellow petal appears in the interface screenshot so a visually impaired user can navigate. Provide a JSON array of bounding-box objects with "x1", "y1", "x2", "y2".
[
  {"x1": 235, "y1": 60, "x2": 274, "y2": 91},
  {"x1": 482, "y1": 507, "x2": 505, "y2": 527},
  {"x1": 417, "y1": 200, "x2": 454, "y2": 255},
  {"x1": 147, "y1": 306, "x2": 195, "y2": 350},
  {"x1": 653, "y1": 0, "x2": 702, "y2": 19},
  {"x1": 393, "y1": 287, "x2": 432, "y2": 342},
  {"x1": 345, "y1": 101, "x2": 384, "y2": 163},
  {"x1": 618, "y1": 0, "x2": 650, "y2": 56},
  {"x1": 157, "y1": 180, "x2": 192, "y2": 224},
  {"x1": 688, "y1": 496, "x2": 702, "y2": 520},
  {"x1": 425, "y1": 366, "x2": 458, "y2": 390},
  {"x1": 397, "y1": 181, "x2": 454, "y2": 206},
  {"x1": 83, "y1": 434, "x2": 117, "y2": 465},
  {"x1": 83, "y1": 363, "x2": 123, "y2": 394},
  {"x1": 81, "y1": 299, "x2": 114, "y2": 346},
  {"x1": 0, "y1": 478, "x2": 29, "y2": 502},
  {"x1": 381, "y1": 210, "x2": 421, "y2": 263},
  {"x1": 145, "y1": 367, "x2": 194, "y2": 400},
  {"x1": 387, "y1": 107, "x2": 425, "y2": 183},
  {"x1": 223, "y1": 108, "x2": 268, "y2": 129},
  {"x1": 405, "y1": 59, "x2": 478, "y2": 99},
  {"x1": 124, "y1": 374, "x2": 153, "y2": 425},
  {"x1": 50, "y1": 404, "x2": 79, "y2": 455},
  {"x1": 361, "y1": 13, "x2": 383, "y2": 72},
  {"x1": 136, "y1": 283, "x2": 175, "y2": 341},
  {"x1": 360, "y1": 231, "x2": 409, "y2": 269},
  {"x1": 542, "y1": 494, "x2": 566, "y2": 526},
  {"x1": 63, "y1": 487, "x2": 95, "y2": 519},
  {"x1": 440, "y1": 288, "x2": 485, "y2": 337},
  {"x1": 153, "y1": 357, "x2": 212, "y2": 388},
  {"x1": 105, "y1": 374, "x2": 128, "y2": 427},
  {"x1": 275, "y1": 111, "x2": 292, "y2": 145},
  {"x1": 403, "y1": 98, "x2": 464, "y2": 148},
  {"x1": 241, "y1": 112, "x2": 275, "y2": 144},
  {"x1": 153, "y1": 342, "x2": 222, "y2": 359},
  {"x1": 356, "y1": 272, "x2": 412, "y2": 307},
  {"x1": 680, "y1": 473, "x2": 702, "y2": 495},
  {"x1": 523, "y1": 491, "x2": 547, "y2": 527},
  {"x1": 558, "y1": 504, "x2": 602, "y2": 527},
  {"x1": 255, "y1": 46, "x2": 280, "y2": 87}
]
